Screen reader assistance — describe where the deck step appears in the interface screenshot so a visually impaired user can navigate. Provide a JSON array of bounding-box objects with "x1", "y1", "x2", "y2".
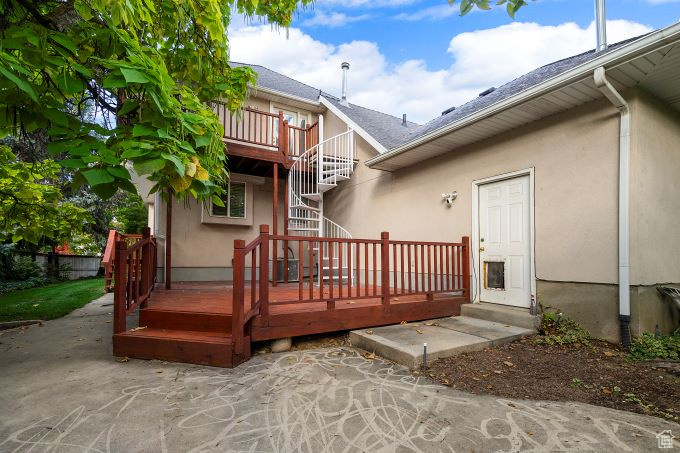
[
  {"x1": 139, "y1": 308, "x2": 231, "y2": 333},
  {"x1": 113, "y1": 328, "x2": 238, "y2": 367}
]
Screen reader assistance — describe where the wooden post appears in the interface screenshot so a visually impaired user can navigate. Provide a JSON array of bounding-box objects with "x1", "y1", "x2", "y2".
[
  {"x1": 272, "y1": 163, "x2": 278, "y2": 287},
  {"x1": 277, "y1": 111, "x2": 284, "y2": 155},
  {"x1": 283, "y1": 175, "x2": 289, "y2": 283},
  {"x1": 381, "y1": 232, "x2": 390, "y2": 310},
  {"x1": 141, "y1": 227, "x2": 151, "y2": 307},
  {"x1": 259, "y1": 225, "x2": 270, "y2": 326},
  {"x1": 232, "y1": 239, "x2": 245, "y2": 354},
  {"x1": 113, "y1": 240, "x2": 128, "y2": 334},
  {"x1": 462, "y1": 236, "x2": 471, "y2": 301},
  {"x1": 165, "y1": 189, "x2": 172, "y2": 290}
]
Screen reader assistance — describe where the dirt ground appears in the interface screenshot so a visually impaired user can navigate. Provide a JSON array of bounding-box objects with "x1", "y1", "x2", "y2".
[{"x1": 425, "y1": 337, "x2": 680, "y2": 422}]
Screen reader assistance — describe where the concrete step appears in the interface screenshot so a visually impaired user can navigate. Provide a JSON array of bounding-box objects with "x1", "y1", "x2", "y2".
[
  {"x1": 461, "y1": 302, "x2": 539, "y2": 330},
  {"x1": 349, "y1": 315, "x2": 535, "y2": 369}
]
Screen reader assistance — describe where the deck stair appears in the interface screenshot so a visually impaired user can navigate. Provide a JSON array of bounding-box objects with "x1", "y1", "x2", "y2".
[{"x1": 288, "y1": 129, "x2": 355, "y2": 282}]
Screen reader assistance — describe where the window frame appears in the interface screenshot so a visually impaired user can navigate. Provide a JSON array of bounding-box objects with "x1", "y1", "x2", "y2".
[{"x1": 211, "y1": 181, "x2": 247, "y2": 219}]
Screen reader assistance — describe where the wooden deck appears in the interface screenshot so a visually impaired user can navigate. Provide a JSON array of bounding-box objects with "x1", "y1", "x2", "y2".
[{"x1": 113, "y1": 282, "x2": 467, "y2": 367}]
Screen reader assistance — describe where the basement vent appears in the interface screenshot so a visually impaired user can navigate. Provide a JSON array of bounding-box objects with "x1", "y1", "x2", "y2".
[
  {"x1": 441, "y1": 106, "x2": 456, "y2": 116},
  {"x1": 478, "y1": 87, "x2": 496, "y2": 97}
]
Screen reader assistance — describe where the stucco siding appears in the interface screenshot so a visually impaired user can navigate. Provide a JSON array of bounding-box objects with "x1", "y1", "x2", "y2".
[
  {"x1": 325, "y1": 99, "x2": 621, "y2": 285},
  {"x1": 630, "y1": 91, "x2": 680, "y2": 286}
]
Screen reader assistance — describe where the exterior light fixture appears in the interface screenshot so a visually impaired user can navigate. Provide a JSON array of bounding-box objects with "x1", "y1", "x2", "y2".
[{"x1": 441, "y1": 191, "x2": 458, "y2": 207}]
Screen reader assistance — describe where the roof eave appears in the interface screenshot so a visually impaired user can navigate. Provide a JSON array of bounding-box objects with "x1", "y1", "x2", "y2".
[
  {"x1": 249, "y1": 84, "x2": 322, "y2": 108},
  {"x1": 366, "y1": 21, "x2": 680, "y2": 170},
  {"x1": 320, "y1": 96, "x2": 389, "y2": 154}
]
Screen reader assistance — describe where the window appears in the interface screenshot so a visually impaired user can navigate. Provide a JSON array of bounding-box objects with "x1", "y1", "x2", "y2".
[{"x1": 212, "y1": 182, "x2": 246, "y2": 218}]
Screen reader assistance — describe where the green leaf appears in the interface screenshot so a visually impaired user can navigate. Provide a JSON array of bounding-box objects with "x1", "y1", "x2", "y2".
[
  {"x1": 133, "y1": 159, "x2": 166, "y2": 175},
  {"x1": 132, "y1": 124, "x2": 155, "y2": 137},
  {"x1": 82, "y1": 168, "x2": 115, "y2": 186},
  {"x1": 59, "y1": 158, "x2": 87, "y2": 168},
  {"x1": 120, "y1": 68, "x2": 150, "y2": 84},
  {"x1": 107, "y1": 166, "x2": 132, "y2": 180},
  {"x1": 194, "y1": 135, "x2": 211, "y2": 148},
  {"x1": 118, "y1": 99, "x2": 140, "y2": 116},
  {"x1": 161, "y1": 152, "x2": 185, "y2": 176},
  {"x1": 0, "y1": 66, "x2": 38, "y2": 101},
  {"x1": 211, "y1": 195, "x2": 225, "y2": 207},
  {"x1": 121, "y1": 148, "x2": 152, "y2": 159},
  {"x1": 50, "y1": 34, "x2": 78, "y2": 54}
]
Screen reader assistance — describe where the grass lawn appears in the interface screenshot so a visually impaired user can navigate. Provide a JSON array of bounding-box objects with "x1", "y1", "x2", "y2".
[{"x1": 0, "y1": 278, "x2": 105, "y2": 323}]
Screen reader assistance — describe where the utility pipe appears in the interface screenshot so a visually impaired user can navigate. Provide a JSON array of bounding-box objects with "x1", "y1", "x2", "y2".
[{"x1": 593, "y1": 66, "x2": 631, "y2": 347}]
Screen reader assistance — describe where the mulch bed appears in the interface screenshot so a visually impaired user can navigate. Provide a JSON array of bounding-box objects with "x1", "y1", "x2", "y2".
[{"x1": 424, "y1": 337, "x2": 680, "y2": 422}]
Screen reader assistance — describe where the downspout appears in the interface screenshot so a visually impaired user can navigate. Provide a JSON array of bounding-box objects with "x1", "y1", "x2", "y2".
[{"x1": 593, "y1": 66, "x2": 631, "y2": 347}]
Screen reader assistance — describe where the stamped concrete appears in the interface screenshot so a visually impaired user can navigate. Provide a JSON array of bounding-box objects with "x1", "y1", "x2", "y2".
[
  {"x1": 0, "y1": 294, "x2": 677, "y2": 452},
  {"x1": 350, "y1": 316, "x2": 535, "y2": 368}
]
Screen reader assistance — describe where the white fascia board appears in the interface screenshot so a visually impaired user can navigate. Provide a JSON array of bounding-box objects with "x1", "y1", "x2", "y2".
[
  {"x1": 249, "y1": 85, "x2": 321, "y2": 108},
  {"x1": 319, "y1": 96, "x2": 388, "y2": 154},
  {"x1": 366, "y1": 21, "x2": 680, "y2": 169}
]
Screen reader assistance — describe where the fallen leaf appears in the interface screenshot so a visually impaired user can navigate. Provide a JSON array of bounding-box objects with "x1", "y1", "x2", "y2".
[
  {"x1": 527, "y1": 431, "x2": 534, "y2": 436},
  {"x1": 155, "y1": 370, "x2": 163, "y2": 374},
  {"x1": 116, "y1": 357, "x2": 129, "y2": 363},
  {"x1": 130, "y1": 326, "x2": 147, "y2": 332},
  {"x1": 400, "y1": 321, "x2": 408, "y2": 325},
  {"x1": 365, "y1": 330, "x2": 373, "y2": 335},
  {"x1": 604, "y1": 351, "x2": 615, "y2": 357},
  {"x1": 493, "y1": 370, "x2": 502, "y2": 374},
  {"x1": 415, "y1": 329, "x2": 424, "y2": 334},
  {"x1": 424, "y1": 321, "x2": 434, "y2": 326},
  {"x1": 503, "y1": 361, "x2": 514, "y2": 367},
  {"x1": 602, "y1": 388, "x2": 612, "y2": 395},
  {"x1": 363, "y1": 352, "x2": 376, "y2": 360},
  {"x1": 38, "y1": 322, "x2": 44, "y2": 327},
  {"x1": 32, "y1": 304, "x2": 40, "y2": 307}
]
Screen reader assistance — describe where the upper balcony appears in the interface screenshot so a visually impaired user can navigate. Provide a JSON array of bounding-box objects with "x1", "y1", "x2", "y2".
[{"x1": 213, "y1": 104, "x2": 319, "y2": 167}]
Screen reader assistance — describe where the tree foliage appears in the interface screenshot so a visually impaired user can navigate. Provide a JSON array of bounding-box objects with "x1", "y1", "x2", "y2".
[
  {"x1": 0, "y1": 0, "x2": 310, "y2": 208},
  {"x1": 111, "y1": 192, "x2": 148, "y2": 235},
  {"x1": 449, "y1": 0, "x2": 529, "y2": 18},
  {"x1": 0, "y1": 145, "x2": 90, "y2": 244}
]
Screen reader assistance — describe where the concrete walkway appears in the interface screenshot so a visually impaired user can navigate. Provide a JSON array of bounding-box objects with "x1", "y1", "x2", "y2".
[
  {"x1": 0, "y1": 294, "x2": 677, "y2": 452},
  {"x1": 350, "y1": 316, "x2": 535, "y2": 368}
]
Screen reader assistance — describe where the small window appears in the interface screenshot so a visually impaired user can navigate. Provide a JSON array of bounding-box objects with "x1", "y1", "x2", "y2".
[
  {"x1": 212, "y1": 182, "x2": 247, "y2": 219},
  {"x1": 485, "y1": 261, "x2": 505, "y2": 290}
]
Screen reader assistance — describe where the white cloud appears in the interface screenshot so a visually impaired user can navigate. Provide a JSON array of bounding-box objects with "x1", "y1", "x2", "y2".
[
  {"x1": 303, "y1": 11, "x2": 370, "y2": 28},
  {"x1": 229, "y1": 20, "x2": 652, "y2": 124}
]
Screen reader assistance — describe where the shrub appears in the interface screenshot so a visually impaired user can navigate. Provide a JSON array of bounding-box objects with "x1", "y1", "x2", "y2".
[
  {"x1": 629, "y1": 330, "x2": 680, "y2": 361},
  {"x1": 12, "y1": 256, "x2": 43, "y2": 280},
  {"x1": 536, "y1": 309, "x2": 591, "y2": 345},
  {"x1": 0, "y1": 276, "x2": 47, "y2": 294}
]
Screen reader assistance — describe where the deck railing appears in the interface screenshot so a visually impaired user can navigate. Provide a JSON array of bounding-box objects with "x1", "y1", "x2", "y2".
[
  {"x1": 232, "y1": 226, "x2": 470, "y2": 345},
  {"x1": 112, "y1": 228, "x2": 158, "y2": 334},
  {"x1": 213, "y1": 104, "x2": 319, "y2": 162},
  {"x1": 102, "y1": 230, "x2": 143, "y2": 292}
]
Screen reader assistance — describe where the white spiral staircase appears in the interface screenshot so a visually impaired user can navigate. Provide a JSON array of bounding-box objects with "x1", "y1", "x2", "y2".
[{"x1": 288, "y1": 129, "x2": 355, "y2": 282}]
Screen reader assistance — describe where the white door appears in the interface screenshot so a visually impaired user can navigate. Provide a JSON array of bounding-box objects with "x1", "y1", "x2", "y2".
[{"x1": 478, "y1": 175, "x2": 531, "y2": 307}]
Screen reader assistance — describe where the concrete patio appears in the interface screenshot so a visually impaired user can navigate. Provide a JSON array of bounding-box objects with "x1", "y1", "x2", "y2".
[{"x1": 0, "y1": 293, "x2": 677, "y2": 452}]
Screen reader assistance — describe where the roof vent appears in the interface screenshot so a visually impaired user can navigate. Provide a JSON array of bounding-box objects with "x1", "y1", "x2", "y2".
[
  {"x1": 402, "y1": 114, "x2": 407, "y2": 126},
  {"x1": 478, "y1": 87, "x2": 496, "y2": 97},
  {"x1": 441, "y1": 106, "x2": 456, "y2": 116}
]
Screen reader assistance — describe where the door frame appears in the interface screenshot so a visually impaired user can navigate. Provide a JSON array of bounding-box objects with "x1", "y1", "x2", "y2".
[{"x1": 471, "y1": 168, "x2": 536, "y2": 305}]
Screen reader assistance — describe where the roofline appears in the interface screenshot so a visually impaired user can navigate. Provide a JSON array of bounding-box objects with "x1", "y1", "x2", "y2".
[
  {"x1": 249, "y1": 84, "x2": 321, "y2": 107},
  {"x1": 366, "y1": 21, "x2": 680, "y2": 169},
  {"x1": 319, "y1": 96, "x2": 389, "y2": 154}
]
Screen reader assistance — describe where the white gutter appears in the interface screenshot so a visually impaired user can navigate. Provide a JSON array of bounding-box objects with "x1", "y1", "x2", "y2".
[
  {"x1": 593, "y1": 66, "x2": 631, "y2": 347},
  {"x1": 366, "y1": 21, "x2": 680, "y2": 169},
  {"x1": 249, "y1": 85, "x2": 322, "y2": 109}
]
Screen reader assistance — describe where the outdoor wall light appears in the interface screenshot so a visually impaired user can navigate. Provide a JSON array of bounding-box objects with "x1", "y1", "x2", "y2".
[{"x1": 441, "y1": 191, "x2": 458, "y2": 207}]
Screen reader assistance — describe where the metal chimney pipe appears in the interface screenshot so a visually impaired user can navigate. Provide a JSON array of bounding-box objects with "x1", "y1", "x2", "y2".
[
  {"x1": 341, "y1": 62, "x2": 350, "y2": 106},
  {"x1": 595, "y1": 0, "x2": 607, "y2": 52},
  {"x1": 402, "y1": 114, "x2": 407, "y2": 126}
]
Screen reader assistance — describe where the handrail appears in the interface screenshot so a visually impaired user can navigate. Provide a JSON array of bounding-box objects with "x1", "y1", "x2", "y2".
[
  {"x1": 231, "y1": 226, "x2": 470, "y2": 347},
  {"x1": 112, "y1": 227, "x2": 158, "y2": 334},
  {"x1": 103, "y1": 231, "x2": 145, "y2": 293}
]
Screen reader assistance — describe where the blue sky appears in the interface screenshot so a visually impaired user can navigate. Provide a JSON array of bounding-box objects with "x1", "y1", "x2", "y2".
[{"x1": 230, "y1": 0, "x2": 680, "y2": 123}]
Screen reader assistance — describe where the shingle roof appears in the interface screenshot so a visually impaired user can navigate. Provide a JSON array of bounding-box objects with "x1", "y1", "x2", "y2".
[
  {"x1": 395, "y1": 36, "x2": 645, "y2": 148},
  {"x1": 321, "y1": 95, "x2": 420, "y2": 150},
  {"x1": 231, "y1": 62, "x2": 321, "y2": 102}
]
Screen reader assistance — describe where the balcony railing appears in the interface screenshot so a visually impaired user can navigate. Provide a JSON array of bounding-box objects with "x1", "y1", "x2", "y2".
[{"x1": 213, "y1": 104, "x2": 318, "y2": 161}]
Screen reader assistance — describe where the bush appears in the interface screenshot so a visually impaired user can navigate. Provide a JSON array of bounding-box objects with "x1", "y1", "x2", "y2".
[
  {"x1": 0, "y1": 276, "x2": 47, "y2": 294},
  {"x1": 12, "y1": 256, "x2": 43, "y2": 280},
  {"x1": 629, "y1": 330, "x2": 680, "y2": 361},
  {"x1": 536, "y1": 309, "x2": 591, "y2": 345}
]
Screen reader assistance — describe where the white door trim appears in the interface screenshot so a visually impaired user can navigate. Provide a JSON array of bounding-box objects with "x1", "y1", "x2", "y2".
[{"x1": 471, "y1": 168, "x2": 536, "y2": 304}]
